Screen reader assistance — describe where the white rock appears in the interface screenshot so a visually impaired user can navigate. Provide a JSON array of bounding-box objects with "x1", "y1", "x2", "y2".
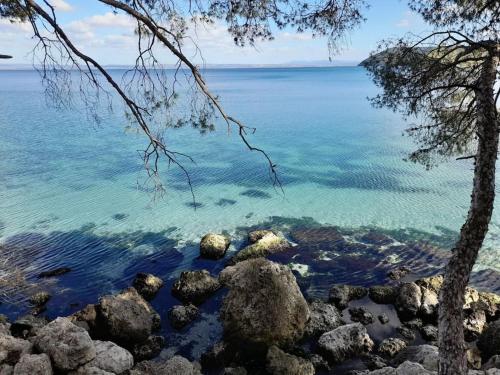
[{"x1": 87, "y1": 341, "x2": 133, "y2": 374}]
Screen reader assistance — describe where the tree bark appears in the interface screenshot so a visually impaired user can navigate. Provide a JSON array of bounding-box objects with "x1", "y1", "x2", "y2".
[{"x1": 438, "y1": 53, "x2": 499, "y2": 375}]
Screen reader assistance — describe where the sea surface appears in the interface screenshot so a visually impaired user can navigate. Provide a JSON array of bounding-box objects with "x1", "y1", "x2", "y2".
[{"x1": 0, "y1": 67, "x2": 499, "y2": 363}]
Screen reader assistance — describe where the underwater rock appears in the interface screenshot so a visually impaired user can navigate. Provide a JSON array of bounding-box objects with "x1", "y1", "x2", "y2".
[
  {"x1": 220, "y1": 258, "x2": 309, "y2": 347},
  {"x1": 168, "y1": 304, "x2": 199, "y2": 330},
  {"x1": 248, "y1": 230, "x2": 275, "y2": 244},
  {"x1": 369, "y1": 286, "x2": 398, "y2": 305},
  {"x1": 132, "y1": 273, "x2": 164, "y2": 301},
  {"x1": 172, "y1": 270, "x2": 220, "y2": 305},
  {"x1": 358, "y1": 231, "x2": 394, "y2": 246},
  {"x1": 200, "y1": 233, "x2": 230, "y2": 260},
  {"x1": 38, "y1": 267, "x2": 71, "y2": 278},
  {"x1": 304, "y1": 300, "x2": 343, "y2": 337},
  {"x1": 328, "y1": 284, "x2": 367, "y2": 309},
  {"x1": 130, "y1": 335, "x2": 164, "y2": 362},
  {"x1": 13, "y1": 353, "x2": 52, "y2": 375},
  {"x1": 266, "y1": 346, "x2": 314, "y2": 375},
  {"x1": 34, "y1": 317, "x2": 95, "y2": 371},
  {"x1": 378, "y1": 338, "x2": 407, "y2": 358},
  {"x1": 28, "y1": 292, "x2": 51, "y2": 307},
  {"x1": 230, "y1": 232, "x2": 290, "y2": 264},
  {"x1": 349, "y1": 307, "x2": 374, "y2": 325},
  {"x1": 387, "y1": 267, "x2": 411, "y2": 281},
  {"x1": 317, "y1": 323, "x2": 374, "y2": 363},
  {"x1": 98, "y1": 288, "x2": 158, "y2": 346}
]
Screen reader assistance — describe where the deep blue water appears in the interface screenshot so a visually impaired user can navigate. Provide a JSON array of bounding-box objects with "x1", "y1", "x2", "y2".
[{"x1": 1, "y1": 67, "x2": 499, "y2": 362}]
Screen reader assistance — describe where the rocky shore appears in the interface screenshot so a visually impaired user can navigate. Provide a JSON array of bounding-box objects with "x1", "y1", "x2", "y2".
[{"x1": 1, "y1": 229, "x2": 500, "y2": 374}]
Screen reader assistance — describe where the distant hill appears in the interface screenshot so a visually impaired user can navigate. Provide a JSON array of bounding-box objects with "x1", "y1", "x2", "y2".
[{"x1": 359, "y1": 47, "x2": 433, "y2": 67}]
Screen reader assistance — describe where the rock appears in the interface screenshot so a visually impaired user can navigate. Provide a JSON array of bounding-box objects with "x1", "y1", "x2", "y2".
[
  {"x1": 483, "y1": 354, "x2": 500, "y2": 370},
  {"x1": 395, "y1": 283, "x2": 422, "y2": 320},
  {"x1": 387, "y1": 267, "x2": 411, "y2": 281},
  {"x1": 266, "y1": 346, "x2": 314, "y2": 375},
  {"x1": 403, "y1": 319, "x2": 423, "y2": 331},
  {"x1": 477, "y1": 292, "x2": 500, "y2": 319},
  {"x1": 478, "y1": 320, "x2": 500, "y2": 360},
  {"x1": 378, "y1": 314, "x2": 389, "y2": 324},
  {"x1": 200, "y1": 341, "x2": 235, "y2": 370},
  {"x1": 200, "y1": 234, "x2": 230, "y2": 260},
  {"x1": 13, "y1": 354, "x2": 52, "y2": 375},
  {"x1": 349, "y1": 307, "x2": 374, "y2": 325},
  {"x1": 395, "y1": 361, "x2": 435, "y2": 374},
  {"x1": 130, "y1": 356, "x2": 201, "y2": 375},
  {"x1": 465, "y1": 288, "x2": 480, "y2": 308},
  {"x1": 222, "y1": 367, "x2": 247, "y2": 375},
  {"x1": 69, "y1": 365, "x2": 114, "y2": 374},
  {"x1": 415, "y1": 275, "x2": 443, "y2": 294},
  {"x1": 132, "y1": 273, "x2": 163, "y2": 301},
  {"x1": 69, "y1": 305, "x2": 98, "y2": 333},
  {"x1": 467, "y1": 346, "x2": 482, "y2": 370},
  {"x1": 362, "y1": 354, "x2": 388, "y2": 370},
  {"x1": 304, "y1": 300, "x2": 343, "y2": 337},
  {"x1": 248, "y1": 230, "x2": 275, "y2": 244},
  {"x1": 394, "y1": 345, "x2": 439, "y2": 372},
  {"x1": 369, "y1": 286, "x2": 398, "y2": 304},
  {"x1": 220, "y1": 258, "x2": 309, "y2": 347},
  {"x1": 309, "y1": 354, "x2": 330, "y2": 371},
  {"x1": 38, "y1": 267, "x2": 71, "y2": 278},
  {"x1": 98, "y1": 288, "x2": 158, "y2": 345},
  {"x1": 168, "y1": 304, "x2": 199, "y2": 330},
  {"x1": 85, "y1": 341, "x2": 133, "y2": 374},
  {"x1": 317, "y1": 323, "x2": 374, "y2": 363},
  {"x1": 230, "y1": 233, "x2": 290, "y2": 264},
  {"x1": 0, "y1": 364, "x2": 13, "y2": 375},
  {"x1": 34, "y1": 317, "x2": 95, "y2": 371},
  {"x1": 420, "y1": 325, "x2": 438, "y2": 342},
  {"x1": 28, "y1": 292, "x2": 51, "y2": 307},
  {"x1": 464, "y1": 309, "x2": 487, "y2": 341},
  {"x1": 130, "y1": 335, "x2": 164, "y2": 361},
  {"x1": 10, "y1": 316, "x2": 48, "y2": 339},
  {"x1": 358, "y1": 232, "x2": 393, "y2": 246},
  {"x1": 396, "y1": 326, "x2": 416, "y2": 341},
  {"x1": 378, "y1": 338, "x2": 407, "y2": 358},
  {"x1": 0, "y1": 334, "x2": 33, "y2": 365},
  {"x1": 328, "y1": 285, "x2": 367, "y2": 309},
  {"x1": 419, "y1": 287, "x2": 438, "y2": 319},
  {"x1": 172, "y1": 270, "x2": 220, "y2": 305}
]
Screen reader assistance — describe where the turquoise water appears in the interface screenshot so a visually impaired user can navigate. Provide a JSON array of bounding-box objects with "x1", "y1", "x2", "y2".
[{"x1": 0, "y1": 67, "x2": 499, "y2": 308}]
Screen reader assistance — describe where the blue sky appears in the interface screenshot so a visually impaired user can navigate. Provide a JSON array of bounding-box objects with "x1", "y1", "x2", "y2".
[{"x1": 0, "y1": 0, "x2": 430, "y2": 66}]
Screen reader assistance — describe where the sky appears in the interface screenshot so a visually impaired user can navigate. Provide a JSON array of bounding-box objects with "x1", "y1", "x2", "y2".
[{"x1": 0, "y1": 0, "x2": 431, "y2": 66}]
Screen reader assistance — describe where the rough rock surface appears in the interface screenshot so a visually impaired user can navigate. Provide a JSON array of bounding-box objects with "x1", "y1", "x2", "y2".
[
  {"x1": 420, "y1": 325, "x2": 438, "y2": 342},
  {"x1": 11, "y1": 316, "x2": 48, "y2": 339},
  {"x1": 0, "y1": 334, "x2": 33, "y2": 365},
  {"x1": 478, "y1": 320, "x2": 500, "y2": 360},
  {"x1": 13, "y1": 353, "x2": 52, "y2": 375},
  {"x1": 317, "y1": 323, "x2": 374, "y2": 363},
  {"x1": 369, "y1": 286, "x2": 398, "y2": 305},
  {"x1": 304, "y1": 300, "x2": 343, "y2": 337},
  {"x1": 395, "y1": 283, "x2": 422, "y2": 319},
  {"x1": 130, "y1": 356, "x2": 201, "y2": 375},
  {"x1": 378, "y1": 338, "x2": 407, "y2": 357},
  {"x1": 349, "y1": 307, "x2": 374, "y2": 325},
  {"x1": 248, "y1": 230, "x2": 275, "y2": 244},
  {"x1": 83, "y1": 341, "x2": 133, "y2": 374},
  {"x1": 220, "y1": 258, "x2": 310, "y2": 347},
  {"x1": 222, "y1": 367, "x2": 247, "y2": 375},
  {"x1": 266, "y1": 346, "x2": 314, "y2": 375},
  {"x1": 419, "y1": 287, "x2": 438, "y2": 318},
  {"x1": 28, "y1": 292, "x2": 51, "y2": 307},
  {"x1": 394, "y1": 345, "x2": 439, "y2": 372},
  {"x1": 34, "y1": 317, "x2": 96, "y2": 371},
  {"x1": 464, "y1": 309, "x2": 487, "y2": 341},
  {"x1": 230, "y1": 232, "x2": 290, "y2": 264},
  {"x1": 98, "y1": 288, "x2": 158, "y2": 345},
  {"x1": 200, "y1": 234, "x2": 230, "y2": 260},
  {"x1": 168, "y1": 304, "x2": 199, "y2": 330},
  {"x1": 130, "y1": 335, "x2": 164, "y2": 361},
  {"x1": 132, "y1": 273, "x2": 164, "y2": 301},
  {"x1": 69, "y1": 305, "x2": 98, "y2": 333},
  {"x1": 328, "y1": 285, "x2": 367, "y2": 309},
  {"x1": 172, "y1": 270, "x2": 220, "y2": 305}
]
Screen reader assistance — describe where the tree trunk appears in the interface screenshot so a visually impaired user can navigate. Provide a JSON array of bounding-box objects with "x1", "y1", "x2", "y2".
[{"x1": 438, "y1": 54, "x2": 499, "y2": 375}]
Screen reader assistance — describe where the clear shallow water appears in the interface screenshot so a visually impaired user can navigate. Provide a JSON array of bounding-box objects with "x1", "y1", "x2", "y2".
[{"x1": 0, "y1": 67, "x2": 499, "y2": 359}]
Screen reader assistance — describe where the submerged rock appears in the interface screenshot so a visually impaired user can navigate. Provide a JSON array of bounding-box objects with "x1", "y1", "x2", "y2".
[
  {"x1": 358, "y1": 231, "x2": 393, "y2": 246},
  {"x1": 132, "y1": 273, "x2": 164, "y2": 301},
  {"x1": 28, "y1": 292, "x2": 51, "y2": 307},
  {"x1": 220, "y1": 258, "x2": 309, "y2": 347},
  {"x1": 172, "y1": 270, "x2": 220, "y2": 305},
  {"x1": 38, "y1": 267, "x2": 71, "y2": 278},
  {"x1": 130, "y1": 335, "x2": 164, "y2": 361},
  {"x1": 266, "y1": 346, "x2": 314, "y2": 375},
  {"x1": 13, "y1": 353, "x2": 52, "y2": 375},
  {"x1": 200, "y1": 233, "x2": 230, "y2": 260},
  {"x1": 317, "y1": 323, "x2": 374, "y2": 363},
  {"x1": 248, "y1": 230, "x2": 275, "y2": 244},
  {"x1": 230, "y1": 232, "x2": 290, "y2": 264},
  {"x1": 34, "y1": 317, "x2": 95, "y2": 371},
  {"x1": 304, "y1": 300, "x2": 343, "y2": 337},
  {"x1": 168, "y1": 304, "x2": 199, "y2": 330},
  {"x1": 328, "y1": 284, "x2": 367, "y2": 309}
]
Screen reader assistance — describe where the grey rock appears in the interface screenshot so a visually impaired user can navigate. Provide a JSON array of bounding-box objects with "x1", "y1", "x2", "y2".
[
  {"x1": 420, "y1": 325, "x2": 438, "y2": 342},
  {"x1": 200, "y1": 234, "x2": 230, "y2": 260},
  {"x1": 395, "y1": 283, "x2": 421, "y2": 320},
  {"x1": 13, "y1": 354, "x2": 52, "y2": 375},
  {"x1": 222, "y1": 367, "x2": 247, "y2": 375},
  {"x1": 28, "y1": 292, "x2": 51, "y2": 307},
  {"x1": 132, "y1": 273, "x2": 164, "y2": 301},
  {"x1": 317, "y1": 323, "x2": 374, "y2": 363},
  {"x1": 349, "y1": 307, "x2": 374, "y2": 325},
  {"x1": 130, "y1": 356, "x2": 201, "y2": 375},
  {"x1": 309, "y1": 354, "x2": 330, "y2": 371},
  {"x1": 85, "y1": 341, "x2": 133, "y2": 374},
  {"x1": 378, "y1": 338, "x2": 407, "y2": 358},
  {"x1": 464, "y1": 309, "x2": 487, "y2": 342},
  {"x1": 168, "y1": 304, "x2": 199, "y2": 330},
  {"x1": 328, "y1": 285, "x2": 367, "y2": 309},
  {"x1": 11, "y1": 316, "x2": 48, "y2": 339},
  {"x1": 419, "y1": 287, "x2": 438, "y2": 319},
  {"x1": 34, "y1": 317, "x2": 95, "y2": 371},
  {"x1": 130, "y1": 335, "x2": 164, "y2": 361},
  {"x1": 378, "y1": 314, "x2": 389, "y2": 324},
  {"x1": 0, "y1": 334, "x2": 33, "y2": 365},
  {"x1": 483, "y1": 355, "x2": 500, "y2": 370},
  {"x1": 304, "y1": 300, "x2": 343, "y2": 337},
  {"x1": 369, "y1": 286, "x2": 398, "y2": 304},
  {"x1": 266, "y1": 346, "x2": 314, "y2": 375},
  {"x1": 230, "y1": 232, "x2": 290, "y2": 264},
  {"x1": 395, "y1": 345, "x2": 438, "y2": 372},
  {"x1": 396, "y1": 326, "x2": 416, "y2": 341},
  {"x1": 172, "y1": 270, "x2": 220, "y2": 305}
]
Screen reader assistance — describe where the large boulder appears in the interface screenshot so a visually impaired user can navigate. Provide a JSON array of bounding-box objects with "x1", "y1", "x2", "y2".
[
  {"x1": 130, "y1": 356, "x2": 201, "y2": 375},
  {"x1": 0, "y1": 334, "x2": 33, "y2": 365},
  {"x1": 230, "y1": 233, "x2": 290, "y2": 264},
  {"x1": 304, "y1": 300, "x2": 343, "y2": 337},
  {"x1": 478, "y1": 320, "x2": 500, "y2": 360},
  {"x1": 13, "y1": 354, "x2": 52, "y2": 375},
  {"x1": 98, "y1": 288, "x2": 159, "y2": 346},
  {"x1": 171, "y1": 270, "x2": 220, "y2": 305},
  {"x1": 220, "y1": 258, "x2": 310, "y2": 347},
  {"x1": 395, "y1": 283, "x2": 422, "y2": 320},
  {"x1": 200, "y1": 234, "x2": 230, "y2": 260},
  {"x1": 266, "y1": 346, "x2": 314, "y2": 375},
  {"x1": 132, "y1": 273, "x2": 164, "y2": 301},
  {"x1": 328, "y1": 284, "x2": 367, "y2": 309},
  {"x1": 84, "y1": 341, "x2": 133, "y2": 374},
  {"x1": 34, "y1": 317, "x2": 96, "y2": 371},
  {"x1": 317, "y1": 323, "x2": 374, "y2": 363}
]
